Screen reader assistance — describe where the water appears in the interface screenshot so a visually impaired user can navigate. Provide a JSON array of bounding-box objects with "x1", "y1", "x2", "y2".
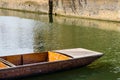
[{"x1": 0, "y1": 9, "x2": 120, "y2": 80}]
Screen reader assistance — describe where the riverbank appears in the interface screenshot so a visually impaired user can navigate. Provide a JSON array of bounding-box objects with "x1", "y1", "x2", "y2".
[{"x1": 0, "y1": 0, "x2": 119, "y2": 22}]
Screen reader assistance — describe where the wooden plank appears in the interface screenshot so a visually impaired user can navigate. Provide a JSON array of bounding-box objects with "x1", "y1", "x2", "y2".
[
  {"x1": 6, "y1": 55, "x2": 22, "y2": 65},
  {"x1": 0, "y1": 62, "x2": 9, "y2": 69},
  {"x1": 53, "y1": 48, "x2": 103, "y2": 58},
  {"x1": 48, "y1": 51, "x2": 71, "y2": 62},
  {"x1": 23, "y1": 53, "x2": 48, "y2": 64},
  {"x1": 0, "y1": 58, "x2": 16, "y2": 67}
]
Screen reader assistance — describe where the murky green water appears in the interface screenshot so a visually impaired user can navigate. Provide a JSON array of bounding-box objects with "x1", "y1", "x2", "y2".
[{"x1": 0, "y1": 9, "x2": 120, "y2": 80}]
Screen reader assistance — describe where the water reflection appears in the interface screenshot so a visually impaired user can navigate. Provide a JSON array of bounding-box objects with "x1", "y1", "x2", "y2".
[
  {"x1": 0, "y1": 15, "x2": 61, "y2": 55},
  {"x1": 49, "y1": 14, "x2": 53, "y2": 23},
  {"x1": 0, "y1": 16, "x2": 35, "y2": 56}
]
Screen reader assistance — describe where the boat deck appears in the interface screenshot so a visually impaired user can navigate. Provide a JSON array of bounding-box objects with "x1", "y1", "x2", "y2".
[{"x1": 54, "y1": 48, "x2": 103, "y2": 58}]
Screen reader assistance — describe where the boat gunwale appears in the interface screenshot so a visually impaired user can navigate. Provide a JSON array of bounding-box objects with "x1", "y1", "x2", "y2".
[{"x1": 0, "y1": 52, "x2": 48, "y2": 57}]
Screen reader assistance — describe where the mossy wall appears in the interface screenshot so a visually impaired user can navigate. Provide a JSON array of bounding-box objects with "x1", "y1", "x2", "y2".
[{"x1": 0, "y1": 0, "x2": 119, "y2": 21}]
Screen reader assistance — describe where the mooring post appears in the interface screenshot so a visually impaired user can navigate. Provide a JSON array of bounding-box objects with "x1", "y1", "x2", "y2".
[
  {"x1": 49, "y1": 0, "x2": 53, "y2": 23},
  {"x1": 49, "y1": 0, "x2": 53, "y2": 14}
]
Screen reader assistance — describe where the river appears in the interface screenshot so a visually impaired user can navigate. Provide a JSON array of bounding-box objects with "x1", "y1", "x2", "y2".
[{"x1": 0, "y1": 9, "x2": 120, "y2": 80}]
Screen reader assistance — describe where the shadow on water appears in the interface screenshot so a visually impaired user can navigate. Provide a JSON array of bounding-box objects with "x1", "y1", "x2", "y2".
[{"x1": 0, "y1": 9, "x2": 120, "y2": 80}]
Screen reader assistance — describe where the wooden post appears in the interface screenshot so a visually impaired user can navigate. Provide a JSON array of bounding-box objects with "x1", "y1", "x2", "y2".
[
  {"x1": 49, "y1": 0, "x2": 53, "y2": 23},
  {"x1": 49, "y1": 0, "x2": 53, "y2": 14}
]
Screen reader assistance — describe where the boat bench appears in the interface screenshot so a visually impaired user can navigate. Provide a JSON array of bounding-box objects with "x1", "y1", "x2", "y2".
[{"x1": 0, "y1": 58, "x2": 16, "y2": 69}]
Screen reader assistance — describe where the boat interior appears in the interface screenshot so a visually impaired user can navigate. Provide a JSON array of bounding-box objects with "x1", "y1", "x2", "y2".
[{"x1": 0, "y1": 51, "x2": 71, "y2": 69}]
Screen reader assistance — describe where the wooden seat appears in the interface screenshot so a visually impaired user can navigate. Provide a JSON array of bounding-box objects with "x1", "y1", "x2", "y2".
[
  {"x1": 0, "y1": 62, "x2": 9, "y2": 69},
  {"x1": 0, "y1": 58, "x2": 16, "y2": 68}
]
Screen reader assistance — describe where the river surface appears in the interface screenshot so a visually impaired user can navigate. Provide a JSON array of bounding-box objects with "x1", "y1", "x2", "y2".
[{"x1": 0, "y1": 9, "x2": 120, "y2": 80}]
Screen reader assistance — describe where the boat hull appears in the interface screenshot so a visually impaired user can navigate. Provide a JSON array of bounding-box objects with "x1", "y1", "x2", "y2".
[{"x1": 0, "y1": 55, "x2": 101, "y2": 79}]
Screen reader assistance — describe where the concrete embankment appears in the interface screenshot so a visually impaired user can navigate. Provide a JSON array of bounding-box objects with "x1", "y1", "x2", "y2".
[{"x1": 0, "y1": 0, "x2": 120, "y2": 21}]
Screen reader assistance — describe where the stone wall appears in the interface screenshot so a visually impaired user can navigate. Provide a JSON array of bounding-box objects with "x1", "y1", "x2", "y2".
[
  {"x1": 53, "y1": 0, "x2": 120, "y2": 21},
  {"x1": 0, "y1": 0, "x2": 120, "y2": 21},
  {"x1": 0, "y1": 0, "x2": 49, "y2": 13}
]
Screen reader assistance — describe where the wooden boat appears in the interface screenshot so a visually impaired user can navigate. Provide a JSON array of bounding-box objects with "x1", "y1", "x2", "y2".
[{"x1": 0, "y1": 48, "x2": 103, "y2": 79}]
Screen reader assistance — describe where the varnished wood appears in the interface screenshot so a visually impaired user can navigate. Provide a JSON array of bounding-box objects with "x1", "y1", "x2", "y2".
[{"x1": 0, "y1": 58, "x2": 16, "y2": 67}]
